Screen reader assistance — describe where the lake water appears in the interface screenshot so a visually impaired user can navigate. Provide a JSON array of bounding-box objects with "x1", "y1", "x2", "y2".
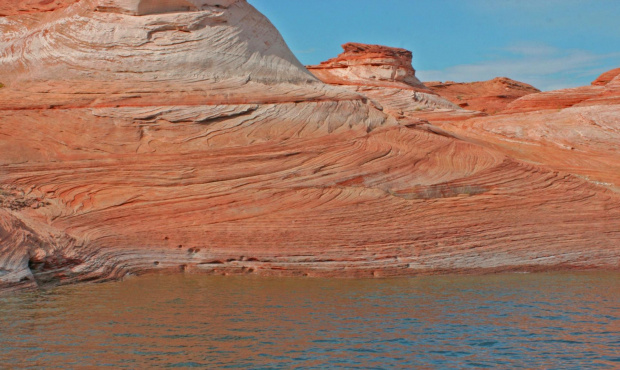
[{"x1": 0, "y1": 272, "x2": 618, "y2": 368}]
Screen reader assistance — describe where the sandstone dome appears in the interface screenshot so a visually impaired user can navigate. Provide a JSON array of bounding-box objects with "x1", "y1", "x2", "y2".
[{"x1": 0, "y1": 0, "x2": 318, "y2": 90}]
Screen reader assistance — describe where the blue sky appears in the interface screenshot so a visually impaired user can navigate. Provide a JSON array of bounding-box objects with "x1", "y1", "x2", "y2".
[{"x1": 249, "y1": 0, "x2": 620, "y2": 91}]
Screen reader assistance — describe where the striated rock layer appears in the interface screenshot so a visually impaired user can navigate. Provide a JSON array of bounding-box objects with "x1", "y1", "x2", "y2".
[
  {"x1": 310, "y1": 43, "x2": 620, "y2": 192},
  {"x1": 307, "y1": 42, "x2": 430, "y2": 91},
  {"x1": 1, "y1": 2, "x2": 619, "y2": 292},
  {"x1": 437, "y1": 71, "x2": 620, "y2": 192}
]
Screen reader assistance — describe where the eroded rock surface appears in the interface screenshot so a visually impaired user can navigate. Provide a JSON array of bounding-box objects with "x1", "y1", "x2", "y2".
[
  {"x1": 0, "y1": 0, "x2": 80, "y2": 16},
  {"x1": 439, "y1": 74, "x2": 620, "y2": 192},
  {"x1": 1, "y1": 3, "x2": 619, "y2": 292}
]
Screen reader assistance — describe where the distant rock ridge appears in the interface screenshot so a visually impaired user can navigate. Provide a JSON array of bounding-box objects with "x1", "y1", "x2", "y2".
[
  {"x1": 505, "y1": 68, "x2": 620, "y2": 113},
  {"x1": 307, "y1": 42, "x2": 430, "y2": 91},
  {"x1": 424, "y1": 77, "x2": 540, "y2": 114},
  {"x1": 434, "y1": 68, "x2": 620, "y2": 193}
]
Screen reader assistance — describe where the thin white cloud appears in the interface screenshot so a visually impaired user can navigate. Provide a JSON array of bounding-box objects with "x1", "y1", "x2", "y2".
[
  {"x1": 417, "y1": 44, "x2": 620, "y2": 91},
  {"x1": 502, "y1": 42, "x2": 558, "y2": 57},
  {"x1": 465, "y1": 0, "x2": 620, "y2": 32}
]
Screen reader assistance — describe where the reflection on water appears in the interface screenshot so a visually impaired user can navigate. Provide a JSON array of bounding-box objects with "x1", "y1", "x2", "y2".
[{"x1": 0, "y1": 272, "x2": 618, "y2": 368}]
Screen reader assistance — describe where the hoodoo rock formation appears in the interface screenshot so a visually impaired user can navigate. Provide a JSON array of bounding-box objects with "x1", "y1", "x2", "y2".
[
  {"x1": 307, "y1": 42, "x2": 429, "y2": 90},
  {"x1": 1, "y1": 2, "x2": 619, "y2": 293}
]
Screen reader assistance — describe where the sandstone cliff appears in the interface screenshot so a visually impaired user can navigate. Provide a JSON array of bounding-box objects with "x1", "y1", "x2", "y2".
[{"x1": 1, "y1": 1, "x2": 619, "y2": 292}]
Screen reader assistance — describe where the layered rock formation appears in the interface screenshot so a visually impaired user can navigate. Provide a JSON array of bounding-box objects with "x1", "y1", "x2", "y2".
[
  {"x1": 1, "y1": 1, "x2": 619, "y2": 293},
  {"x1": 424, "y1": 78, "x2": 540, "y2": 113},
  {"x1": 311, "y1": 44, "x2": 620, "y2": 190},
  {"x1": 307, "y1": 42, "x2": 429, "y2": 90},
  {"x1": 307, "y1": 44, "x2": 541, "y2": 119},
  {"x1": 307, "y1": 43, "x2": 470, "y2": 125},
  {"x1": 505, "y1": 69, "x2": 620, "y2": 113},
  {"x1": 439, "y1": 70, "x2": 620, "y2": 192}
]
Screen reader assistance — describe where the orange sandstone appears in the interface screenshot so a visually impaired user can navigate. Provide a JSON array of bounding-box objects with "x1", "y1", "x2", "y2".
[
  {"x1": 436, "y1": 71, "x2": 620, "y2": 191},
  {"x1": 424, "y1": 78, "x2": 540, "y2": 114},
  {"x1": 307, "y1": 42, "x2": 431, "y2": 91},
  {"x1": 0, "y1": 0, "x2": 80, "y2": 16},
  {"x1": 591, "y1": 68, "x2": 620, "y2": 86}
]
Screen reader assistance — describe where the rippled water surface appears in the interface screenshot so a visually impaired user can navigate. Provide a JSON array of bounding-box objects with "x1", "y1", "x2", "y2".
[{"x1": 0, "y1": 272, "x2": 618, "y2": 368}]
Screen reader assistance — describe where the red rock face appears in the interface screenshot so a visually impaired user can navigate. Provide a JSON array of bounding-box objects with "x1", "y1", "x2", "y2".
[
  {"x1": 0, "y1": 0, "x2": 80, "y2": 15},
  {"x1": 1, "y1": 5, "x2": 619, "y2": 292},
  {"x1": 439, "y1": 104, "x2": 620, "y2": 186},
  {"x1": 424, "y1": 77, "x2": 540, "y2": 114},
  {"x1": 591, "y1": 68, "x2": 620, "y2": 86}
]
